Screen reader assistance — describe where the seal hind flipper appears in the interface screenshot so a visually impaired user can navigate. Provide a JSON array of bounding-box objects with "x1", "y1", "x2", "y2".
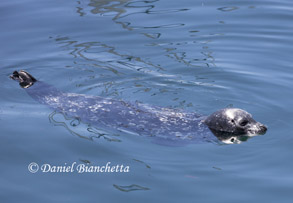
[{"x1": 10, "y1": 70, "x2": 37, "y2": 88}]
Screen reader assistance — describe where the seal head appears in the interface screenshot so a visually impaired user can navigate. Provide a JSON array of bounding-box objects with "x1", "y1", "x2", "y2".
[
  {"x1": 10, "y1": 70, "x2": 37, "y2": 88},
  {"x1": 204, "y1": 108, "x2": 267, "y2": 136}
]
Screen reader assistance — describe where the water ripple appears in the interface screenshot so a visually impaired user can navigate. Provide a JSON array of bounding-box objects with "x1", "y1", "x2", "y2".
[
  {"x1": 217, "y1": 6, "x2": 238, "y2": 12},
  {"x1": 48, "y1": 111, "x2": 121, "y2": 142},
  {"x1": 113, "y1": 184, "x2": 150, "y2": 192},
  {"x1": 131, "y1": 23, "x2": 185, "y2": 30}
]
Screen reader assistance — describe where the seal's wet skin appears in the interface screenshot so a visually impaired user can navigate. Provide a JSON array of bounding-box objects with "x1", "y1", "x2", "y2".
[{"x1": 10, "y1": 70, "x2": 267, "y2": 145}]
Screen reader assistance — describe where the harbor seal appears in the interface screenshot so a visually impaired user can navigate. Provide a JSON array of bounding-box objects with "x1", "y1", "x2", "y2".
[{"x1": 10, "y1": 70, "x2": 267, "y2": 145}]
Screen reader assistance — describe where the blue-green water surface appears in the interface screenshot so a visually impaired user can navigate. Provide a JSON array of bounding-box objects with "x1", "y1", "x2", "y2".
[{"x1": 1, "y1": 0, "x2": 293, "y2": 202}]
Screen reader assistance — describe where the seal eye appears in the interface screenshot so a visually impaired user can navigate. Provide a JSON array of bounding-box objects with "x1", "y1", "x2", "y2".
[{"x1": 239, "y1": 120, "x2": 248, "y2": 126}]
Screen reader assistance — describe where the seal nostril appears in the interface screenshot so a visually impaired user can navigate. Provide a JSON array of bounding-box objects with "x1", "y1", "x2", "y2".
[{"x1": 260, "y1": 125, "x2": 267, "y2": 132}]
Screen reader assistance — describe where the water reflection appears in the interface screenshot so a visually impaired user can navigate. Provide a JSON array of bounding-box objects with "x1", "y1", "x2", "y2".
[
  {"x1": 49, "y1": 111, "x2": 121, "y2": 142},
  {"x1": 133, "y1": 158, "x2": 151, "y2": 169},
  {"x1": 87, "y1": 0, "x2": 188, "y2": 31},
  {"x1": 76, "y1": 1, "x2": 86, "y2": 16},
  {"x1": 217, "y1": 6, "x2": 238, "y2": 12},
  {"x1": 113, "y1": 184, "x2": 150, "y2": 192},
  {"x1": 89, "y1": 0, "x2": 130, "y2": 18},
  {"x1": 74, "y1": 0, "x2": 216, "y2": 68},
  {"x1": 52, "y1": 35, "x2": 220, "y2": 96},
  {"x1": 53, "y1": 35, "x2": 166, "y2": 84}
]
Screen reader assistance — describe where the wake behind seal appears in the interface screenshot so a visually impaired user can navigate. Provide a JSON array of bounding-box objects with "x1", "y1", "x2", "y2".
[{"x1": 10, "y1": 70, "x2": 267, "y2": 145}]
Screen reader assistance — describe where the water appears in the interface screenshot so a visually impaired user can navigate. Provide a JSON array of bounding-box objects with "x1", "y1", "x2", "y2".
[{"x1": 1, "y1": 0, "x2": 293, "y2": 202}]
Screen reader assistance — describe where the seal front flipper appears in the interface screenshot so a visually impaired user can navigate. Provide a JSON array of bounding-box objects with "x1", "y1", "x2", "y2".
[{"x1": 10, "y1": 70, "x2": 37, "y2": 88}]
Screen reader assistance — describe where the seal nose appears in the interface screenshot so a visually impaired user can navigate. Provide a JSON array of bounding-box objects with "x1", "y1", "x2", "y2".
[{"x1": 259, "y1": 124, "x2": 267, "y2": 133}]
